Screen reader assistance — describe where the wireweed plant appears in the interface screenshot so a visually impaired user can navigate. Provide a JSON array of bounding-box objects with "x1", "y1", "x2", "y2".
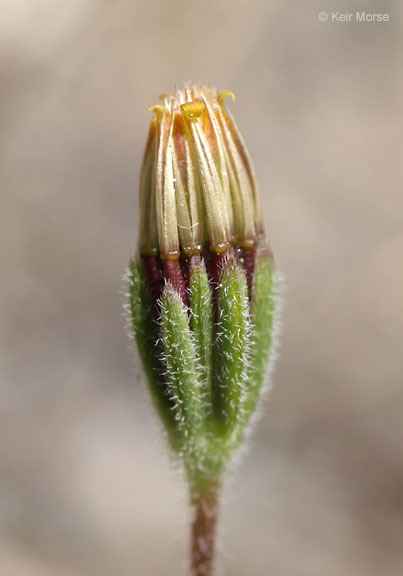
[{"x1": 127, "y1": 83, "x2": 280, "y2": 576}]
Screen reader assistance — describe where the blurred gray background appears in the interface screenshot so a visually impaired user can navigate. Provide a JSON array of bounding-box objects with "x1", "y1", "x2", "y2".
[{"x1": 1, "y1": 1, "x2": 402, "y2": 574}]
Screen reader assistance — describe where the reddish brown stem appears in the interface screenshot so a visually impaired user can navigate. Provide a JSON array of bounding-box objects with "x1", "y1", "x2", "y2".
[{"x1": 190, "y1": 486, "x2": 220, "y2": 576}]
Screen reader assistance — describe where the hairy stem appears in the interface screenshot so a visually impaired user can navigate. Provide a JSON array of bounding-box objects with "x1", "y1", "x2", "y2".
[{"x1": 190, "y1": 485, "x2": 220, "y2": 576}]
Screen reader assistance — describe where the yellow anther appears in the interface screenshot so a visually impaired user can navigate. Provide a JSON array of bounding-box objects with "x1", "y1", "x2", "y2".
[
  {"x1": 217, "y1": 90, "x2": 236, "y2": 104},
  {"x1": 149, "y1": 104, "x2": 169, "y2": 118},
  {"x1": 180, "y1": 101, "x2": 206, "y2": 121}
]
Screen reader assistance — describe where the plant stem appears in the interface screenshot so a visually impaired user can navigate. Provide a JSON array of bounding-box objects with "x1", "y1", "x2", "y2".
[{"x1": 190, "y1": 484, "x2": 220, "y2": 576}]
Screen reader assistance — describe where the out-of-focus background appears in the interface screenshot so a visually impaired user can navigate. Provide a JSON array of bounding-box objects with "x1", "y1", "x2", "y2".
[{"x1": 1, "y1": 1, "x2": 402, "y2": 574}]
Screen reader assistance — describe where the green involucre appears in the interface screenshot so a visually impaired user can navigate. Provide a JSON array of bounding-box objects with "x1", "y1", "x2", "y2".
[{"x1": 129, "y1": 254, "x2": 277, "y2": 488}]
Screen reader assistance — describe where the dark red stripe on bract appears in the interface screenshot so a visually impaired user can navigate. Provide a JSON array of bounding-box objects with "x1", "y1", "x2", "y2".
[
  {"x1": 163, "y1": 259, "x2": 188, "y2": 306},
  {"x1": 239, "y1": 246, "x2": 256, "y2": 298},
  {"x1": 141, "y1": 254, "x2": 162, "y2": 309}
]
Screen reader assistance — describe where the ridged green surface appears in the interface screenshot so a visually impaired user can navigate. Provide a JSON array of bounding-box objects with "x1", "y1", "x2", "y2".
[
  {"x1": 189, "y1": 263, "x2": 214, "y2": 414},
  {"x1": 245, "y1": 255, "x2": 276, "y2": 420},
  {"x1": 128, "y1": 260, "x2": 177, "y2": 443},
  {"x1": 129, "y1": 253, "x2": 277, "y2": 488},
  {"x1": 160, "y1": 284, "x2": 204, "y2": 455},
  {"x1": 215, "y1": 264, "x2": 251, "y2": 438}
]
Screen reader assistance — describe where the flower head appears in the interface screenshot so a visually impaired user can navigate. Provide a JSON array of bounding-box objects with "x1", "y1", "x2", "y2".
[{"x1": 129, "y1": 83, "x2": 278, "y2": 488}]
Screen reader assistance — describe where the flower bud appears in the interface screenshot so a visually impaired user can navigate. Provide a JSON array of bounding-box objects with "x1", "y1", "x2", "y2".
[{"x1": 128, "y1": 83, "x2": 279, "y2": 489}]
